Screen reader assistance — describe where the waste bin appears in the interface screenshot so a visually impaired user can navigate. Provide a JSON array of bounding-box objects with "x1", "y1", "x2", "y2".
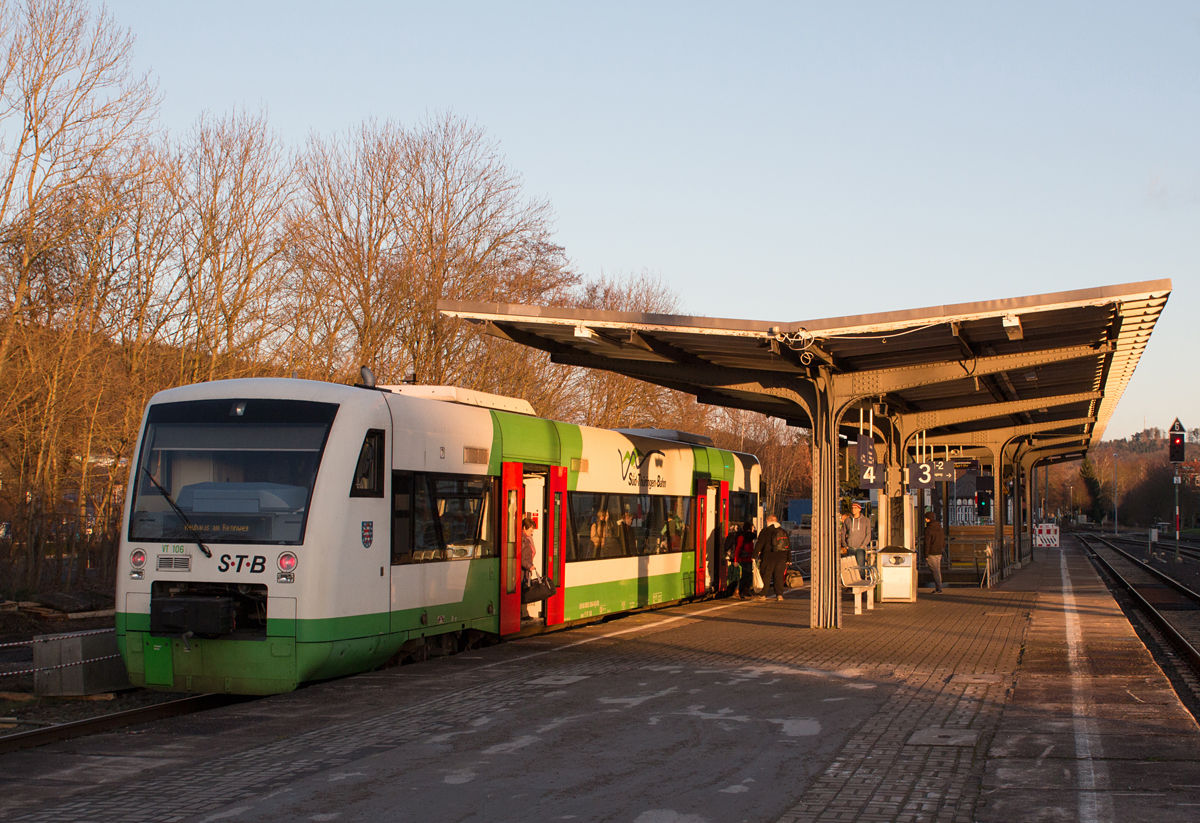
[{"x1": 878, "y1": 546, "x2": 917, "y2": 603}]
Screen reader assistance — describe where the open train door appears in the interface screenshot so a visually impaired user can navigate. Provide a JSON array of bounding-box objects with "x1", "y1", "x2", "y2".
[
  {"x1": 545, "y1": 465, "x2": 568, "y2": 626},
  {"x1": 499, "y1": 462, "x2": 524, "y2": 636},
  {"x1": 694, "y1": 481, "x2": 708, "y2": 596}
]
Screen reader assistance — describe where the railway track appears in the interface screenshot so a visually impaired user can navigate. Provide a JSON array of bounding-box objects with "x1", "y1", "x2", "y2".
[
  {"x1": 0, "y1": 693, "x2": 252, "y2": 756},
  {"x1": 1078, "y1": 533, "x2": 1200, "y2": 681},
  {"x1": 1104, "y1": 532, "x2": 1200, "y2": 564}
]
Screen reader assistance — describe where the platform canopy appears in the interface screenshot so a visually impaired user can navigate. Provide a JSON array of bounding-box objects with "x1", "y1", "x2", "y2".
[{"x1": 440, "y1": 279, "x2": 1171, "y2": 626}]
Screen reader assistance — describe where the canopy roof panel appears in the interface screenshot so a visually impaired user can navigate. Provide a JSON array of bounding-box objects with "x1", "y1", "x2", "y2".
[{"x1": 440, "y1": 280, "x2": 1170, "y2": 463}]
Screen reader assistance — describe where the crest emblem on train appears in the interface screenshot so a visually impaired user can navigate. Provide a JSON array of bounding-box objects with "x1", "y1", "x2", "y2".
[{"x1": 361, "y1": 521, "x2": 373, "y2": 548}]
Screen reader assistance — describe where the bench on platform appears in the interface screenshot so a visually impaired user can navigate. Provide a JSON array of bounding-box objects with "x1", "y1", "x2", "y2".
[{"x1": 839, "y1": 555, "x2": 876, "y2": 615}]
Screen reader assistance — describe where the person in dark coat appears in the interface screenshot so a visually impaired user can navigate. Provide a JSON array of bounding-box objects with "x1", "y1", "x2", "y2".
[
  {"x1": 732, "y1": 521, "x2": 756, "y2": 599},
  {"x1": 753, "y1": 515, "x2": 790, "y2": 601},
  {"x1": 617, "y1": 511, "x2": 637, "y2": 556},
  {"x1": 923, "y1": 510, "x2": 945, "y2": 594}
]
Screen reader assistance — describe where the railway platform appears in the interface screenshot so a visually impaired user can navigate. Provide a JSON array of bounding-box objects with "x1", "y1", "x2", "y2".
[{"x1": 1, "y1": 535, "x2": 1197, "y2": 823}]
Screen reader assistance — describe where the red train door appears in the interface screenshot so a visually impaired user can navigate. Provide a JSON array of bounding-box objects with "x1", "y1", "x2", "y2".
[
  {"x1": 545, "y1": 465, "x2": 568, "y2": 625},
  {"x1": 499, "y1": 462, "x2": 524, "y2": 636},
  {"x1": 695, "y1": 482, "x2": 707, "y2": 596},
  {"x1": 718, "y1": 481, "x2": 730, "y2": 591}
]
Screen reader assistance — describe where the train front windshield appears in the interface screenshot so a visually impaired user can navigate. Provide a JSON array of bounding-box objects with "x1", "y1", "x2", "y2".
[{"x1": 129, "y1": 398, "x2": 339, "y2": 545}]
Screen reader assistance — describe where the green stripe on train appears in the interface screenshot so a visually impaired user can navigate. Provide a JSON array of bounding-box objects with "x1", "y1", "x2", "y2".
[
  {"x1": 117, "y1": 614, "x2": 498, "y2": 695},
  {"x1": 488, "y1": 411, "x2": 584, "y2": 488},
  {"x1": 114, "y1": 552, "x2": 698, "y2": 693},
  {"x1": 115, "y1": 558, "x2": 502, "y2": 693},
  {"x1": 562, "y1": 554, "x2": 697, "y2": 621},
  {"x1": 692, "y1": 446, "x2": 734, "y2": 481}
]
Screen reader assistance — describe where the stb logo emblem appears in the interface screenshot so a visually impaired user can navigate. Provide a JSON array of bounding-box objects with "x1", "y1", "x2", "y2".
[{"x1": 361, "y1": 521, "x2": 374, "y2": 548}]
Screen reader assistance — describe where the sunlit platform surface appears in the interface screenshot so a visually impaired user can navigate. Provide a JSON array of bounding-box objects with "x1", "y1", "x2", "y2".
[{"x1": 2, "y1": 536, "x2": 1196, "y2": 823}]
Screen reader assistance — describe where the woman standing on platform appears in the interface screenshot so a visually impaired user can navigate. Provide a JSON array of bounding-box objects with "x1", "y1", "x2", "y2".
[{"x1": 521, "y1": 515, "x2": 538, "y2": 618}]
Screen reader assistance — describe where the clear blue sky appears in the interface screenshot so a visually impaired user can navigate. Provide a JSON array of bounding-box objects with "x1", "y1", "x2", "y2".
[{"x1": 103, "y1": 1, "x2": 1198, "y2": 440}]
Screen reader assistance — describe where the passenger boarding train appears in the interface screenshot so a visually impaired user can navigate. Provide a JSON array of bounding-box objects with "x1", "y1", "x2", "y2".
[{"x1": 115, "y1": 379, "x2": 761, "y2": 694}]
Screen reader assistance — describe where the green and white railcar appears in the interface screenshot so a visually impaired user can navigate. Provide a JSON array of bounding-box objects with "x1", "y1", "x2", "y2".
[{"x1": 116, "y1": 379, "x2": 761, "y2": 695}]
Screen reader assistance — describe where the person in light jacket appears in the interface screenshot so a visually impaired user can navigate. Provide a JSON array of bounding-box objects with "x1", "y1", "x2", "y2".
[{"x1": 841, "y1": 502, "x2": 872, "y2": 575}]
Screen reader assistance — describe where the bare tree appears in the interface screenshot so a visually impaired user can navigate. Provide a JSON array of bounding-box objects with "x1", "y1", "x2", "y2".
[
  {"x1": 3, "y1": 165, "x2": 134, "y2": 586},
  {"x1": 393, "y1": 113, "x2": 574, "y2": 386},
  {"x1": 289, "y1": 120, "x2": 410, "y2": 381},
  {"x1": 0, "y1": 0, "x2": 158, "y2": 381},
  {"x1": 166, "y1": 109, "x2": 294, "y2": 382},
  {"x1": 567, "y1": 271, "x2": 680, "y2": 429},
  {"x1": 712, "y1": 414, "x2": 811, "y2": 518}
]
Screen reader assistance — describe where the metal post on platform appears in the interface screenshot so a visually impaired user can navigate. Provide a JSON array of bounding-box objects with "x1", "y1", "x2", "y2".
[
  {"x1": 1175, "y1": 467, "x2": 1181, "y2": 563},
  {"x1": 1043, "y1": 463, "x2": 1049, "y2": 525},
  {"x1": 809, "y1": 374, "x2": 842, "y2": 629},
  {"x1": 1112, "y1": 452, "x2": 1118, "y2": 535}
]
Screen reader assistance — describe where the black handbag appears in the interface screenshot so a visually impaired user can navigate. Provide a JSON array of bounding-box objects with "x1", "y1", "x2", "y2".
[{"x1": 521, "y1": 574, "x2": 556, "y2": 603}]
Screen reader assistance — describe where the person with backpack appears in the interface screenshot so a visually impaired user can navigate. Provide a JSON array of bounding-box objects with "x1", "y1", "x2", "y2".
[
  {"x1": 754, "y1": 515, "x2": 791, "y2": 602},
  {"x1": 731, "y1": 521, "x2": 757, "y2": 599}
]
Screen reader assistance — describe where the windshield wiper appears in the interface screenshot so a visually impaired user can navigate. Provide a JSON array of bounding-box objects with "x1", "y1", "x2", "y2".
[{"x1": 140, "y1": 467, "x2": 212, "y2": 558}]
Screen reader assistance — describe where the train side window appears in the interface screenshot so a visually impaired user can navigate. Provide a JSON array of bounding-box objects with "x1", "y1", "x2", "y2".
[
  {"x1": 391, "y1": 471, "x2": 412, "y2": 565},
  {"x1": 432, "y1": 476, "x2": 493, "y2": 559},
  {"x1": 412, "y1": 475, "x2": 443, "y2": 561},
  {"x1": 505, "y1": 489, "x2": 518, "y2": 594},
  {"x1": 565, "y1": 492, "x2": 691, "y2": 560},
  {"x1": 729, "y1": 491, "x2": 757, "y2": 528},
  {"x1": 567, "y1": 493, "x2": 601, "y2": 561},
  {"x1": 350, "y1": 430, "x2": 385, "y2": 497},
  {"x1": 563, "y1": 495, "x2": 581, "y2": 562}
]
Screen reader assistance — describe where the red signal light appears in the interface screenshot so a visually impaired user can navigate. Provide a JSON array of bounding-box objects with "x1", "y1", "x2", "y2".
[
  {"x1": 1170, "y1": 432, "x2": 1186, "y2": 463},
  {"x1": 130, "y1": 549, "x2": 146, "y2": 568},
  {"x1": 278, "y1": 552, "x2": 297, "y2": 572}
]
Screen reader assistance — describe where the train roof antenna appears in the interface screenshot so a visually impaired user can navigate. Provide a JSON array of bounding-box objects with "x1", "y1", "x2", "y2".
[{"x1": 359, "y1": 365, "x2": 376, "y2": 389}]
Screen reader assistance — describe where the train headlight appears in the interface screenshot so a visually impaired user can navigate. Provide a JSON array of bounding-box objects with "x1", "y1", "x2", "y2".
[
  {"x1": 130, "y1": 549, "x2": 147, "y2": 569},
  {"x1": 278, "y1": 552, "x2": 297, "y2": 572}
]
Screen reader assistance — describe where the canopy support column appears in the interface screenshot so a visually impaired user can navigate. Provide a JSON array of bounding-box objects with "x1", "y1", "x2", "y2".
[{"x1": 809, "y1": 371, "x2": 842, "y2": 628}]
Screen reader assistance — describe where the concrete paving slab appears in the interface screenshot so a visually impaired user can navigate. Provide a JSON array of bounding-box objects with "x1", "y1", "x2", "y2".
[
  {"x1": 999, "y1": 702, "x2": 1199, "y2": 734},
  {"x1": 984, "y1": 757, "x2": 1200, "y2": 791},
  {"x1": 906, "y1": 727, "x2": 983, "y2": 746},
  {"x1": 1010, "y1": 675, "x2": 1182, "y2": 705},
  {"x1": 988, "y1": 730, "x2": 1200, "y2": 760},
  {"x1": 977, "y1": 787, "x2": 1200, "y2": 823},
  {"x1": 949, "y1": 673, "x2": 1003, "y2": 684}
]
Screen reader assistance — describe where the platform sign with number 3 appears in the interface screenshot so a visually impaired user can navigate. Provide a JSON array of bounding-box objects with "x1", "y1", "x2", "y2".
[{"x1": 907, "y1": 462, "x2": 935, "y2": 489}]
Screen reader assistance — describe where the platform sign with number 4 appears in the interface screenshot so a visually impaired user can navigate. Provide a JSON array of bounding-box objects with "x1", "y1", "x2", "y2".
[
  {"x1": 857, "y1": 434, "x2": 885, "y2": 489},
  {"x1": 860, "y1": 461, "x2": 885, "y2": 489}
]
